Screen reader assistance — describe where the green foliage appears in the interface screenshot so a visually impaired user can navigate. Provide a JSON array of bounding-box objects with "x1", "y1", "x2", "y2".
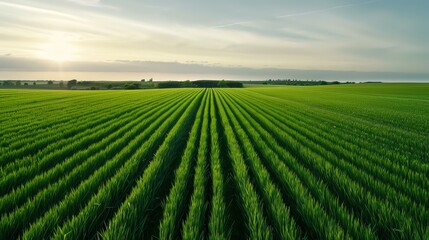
[
  {"x1": 158, "y1": 81, "x2": 184, "y2": 88},
  {"x1": 2, "y1": 81, "x2": 14, "y2": 86},
  {"x1": 194, "y1": 80, "x2": 243, "y2": 88},
  {"x1": 123, "y1": 83, "x2": 140, "y2": 89},
  {"x1": 182, "y1": 92, "x2": 210, "y2": 240},
  {"x1": 207, "y1": 90, "x2": 227, "y2": 240},
  {"x1": 215, "y1": 90, "x2": 272, "y2": 239},
  {"x1": 0, "y1": 84, "x2": 428, "y2": 240},
  {"x1": 159, "y1": 92, "x2": 208, "y2": 240},
  {"x1": 101, "y1": 90, "x2": 204, "y2": 239},
  {"x1": 67, "y1": 79, "x2": 77, "y2": 88},
  {"x1": 243, "y1": 79, "x2": 353, "y2": 86}
]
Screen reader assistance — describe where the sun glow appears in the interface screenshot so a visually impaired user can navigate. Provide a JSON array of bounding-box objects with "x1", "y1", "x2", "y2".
[{"x1": 38, "y1": 33, "x2": 78, "y2": 62}]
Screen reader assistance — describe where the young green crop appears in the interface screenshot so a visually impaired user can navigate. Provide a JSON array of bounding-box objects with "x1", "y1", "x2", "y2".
[
  {"x1": 158, "y1": 92, "x2": 208, "y2": 240},
  {"x1": 207, "y1": 89, "x2": 228, "y2": 240},
  {"x1": 220, "y1": 89, "x2": 376, "y2": 239},
  {"x1": 2, "y1": 91, "x2": 195, "y2": 239},
  {"x1": 181, "y1": 90, "x2": 211, "y2": 240},
  {"x1": 0, "y1": 84, "x2": 427, "y2": 240},
  {"x1": 50, "y1": 90, "x2": 203, "y2": 240},
  {"x1": 100, "y1": 90, "x2": 205, "y2": 239},
  {"x1": 222, "y1": 88, "x2": 425, "y2": 239},
  {"x1": 217, "y1": 91, "x2": 299, "y2": 240},
  {"x1": 214, "y1": 90, "x2": 272, "y2": 240},
  {"x1": 21, "y1": 97, "x2": 187, "y2": 239},
  {"x1": 231, "y1": 90, "x2": 429, "y2": 205}
]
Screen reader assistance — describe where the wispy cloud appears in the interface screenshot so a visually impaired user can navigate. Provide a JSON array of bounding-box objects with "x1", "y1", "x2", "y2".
[
  {"x1": 213, "y1": 21, "x2": 252, "y2": 29},
  {"x1": 67, "y1": 0, "x2": 117, "y2": 9},
  {"x1": 0, "y1": 2, "x2": 82, "y2": 20},
  {"x1": 277, "y1": 0, "x2": 381, "y2": 18},
  {"x1": 210, "y1": 0, "x2": 381, "y2": 30}
]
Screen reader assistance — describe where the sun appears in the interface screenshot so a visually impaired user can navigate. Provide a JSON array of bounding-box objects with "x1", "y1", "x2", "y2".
[{"x1": 39, "y1": 33, "x2": 77, "y2": 62}]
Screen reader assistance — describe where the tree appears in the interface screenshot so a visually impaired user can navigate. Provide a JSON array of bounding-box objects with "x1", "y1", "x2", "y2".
[
  {"x1": 3, "y1": 81, "x2": 13, "y2": 86},
  {"x1": 182, "y1": 80, "x2": 195, "y2": 88},
  {"x1": 59, "y1": 81, "x2": 64, "y2": 88},
  {"x1": 158, "y1": 81, "x2": 181, "y2": 88},
  {"x1": 16, "y1": 81, "x2": 21, "y2": 86},
  {"x1": 225, "y1": 81, "x2": 243, "y2": 88},
  {"x1": 193, "y1": 80, "x2": 218, "y2": 88},
  {"x1": 124, "y1": 83, "x2": 140, "y2": 89},
  {"x1": 218, "y1": 80, "x2": 227, "y2": 88},
  {"x1": 33, "y1": 82, "x2": 36, "y2": 85},
  {"x1": 67, "y1": 79, "x2": 77, "y2": 89},
  {"x1": 47, "y1": 80, "x2": 54, "y2": 85}
]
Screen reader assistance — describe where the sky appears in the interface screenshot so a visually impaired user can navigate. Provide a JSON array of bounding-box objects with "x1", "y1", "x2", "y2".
[{"x1": 0, "y1": 0, "x2": 428, "y2": 81}]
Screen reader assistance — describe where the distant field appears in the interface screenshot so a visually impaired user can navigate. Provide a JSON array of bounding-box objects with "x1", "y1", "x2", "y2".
[{"x1": 0, "y1": 84, "x2": 428, "y2": 239}]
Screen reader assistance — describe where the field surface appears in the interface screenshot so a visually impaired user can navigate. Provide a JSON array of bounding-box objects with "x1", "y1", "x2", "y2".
[{"x1": 0, "y1": 84, "x2": 428, "y2": 239}]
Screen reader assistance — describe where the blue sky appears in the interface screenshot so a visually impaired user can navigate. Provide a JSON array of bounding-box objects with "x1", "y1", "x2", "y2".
[{"x1": 0, "y1": 0, "x2": 428, "y2": 81}]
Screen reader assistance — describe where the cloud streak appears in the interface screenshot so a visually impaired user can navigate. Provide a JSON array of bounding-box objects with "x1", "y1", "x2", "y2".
[
  {"x1": 213, "y1": 21, "x2": 252, "y2": 29},
  {"x1": 0, "y1": 2, "x2": 82, "y2": 20},
  {"x1": 276, "y1": 0, "x2": 381, "y2": 18},
  {"x1": 208, "y1": 0, "x2": 381, "y2": 31},
  {"x1": 67, "y1": 0, "x2": 117, "y2": 9}
]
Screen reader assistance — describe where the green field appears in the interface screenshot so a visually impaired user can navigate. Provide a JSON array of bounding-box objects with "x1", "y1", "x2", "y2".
[{"x1": 0, "y1": 84, "x2": 428, "y2": 239}]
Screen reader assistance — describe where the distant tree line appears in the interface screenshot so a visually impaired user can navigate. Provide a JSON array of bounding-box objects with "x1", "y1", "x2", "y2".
[
  {"x1": 69, "y1": 80, "x2": 156, "y2": 90},
  {"x1": 1, "y1": 78, "x2": 360, "y2": 90},
  {"x1": 194, "y1": 80, "x2": 243, "y2": 88},
  {"x1": 0, "y1": 80, "x2": 60, "y2": 88},
  {"x1": 158, "y1": 80, "x2": 243, "y2": 88},
  {"x1": 260, "y1": 79, "x2": 355, "y2": 86},
  {"x1": 158, "y1": 81, "x2": 192, "y2": 88}
]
